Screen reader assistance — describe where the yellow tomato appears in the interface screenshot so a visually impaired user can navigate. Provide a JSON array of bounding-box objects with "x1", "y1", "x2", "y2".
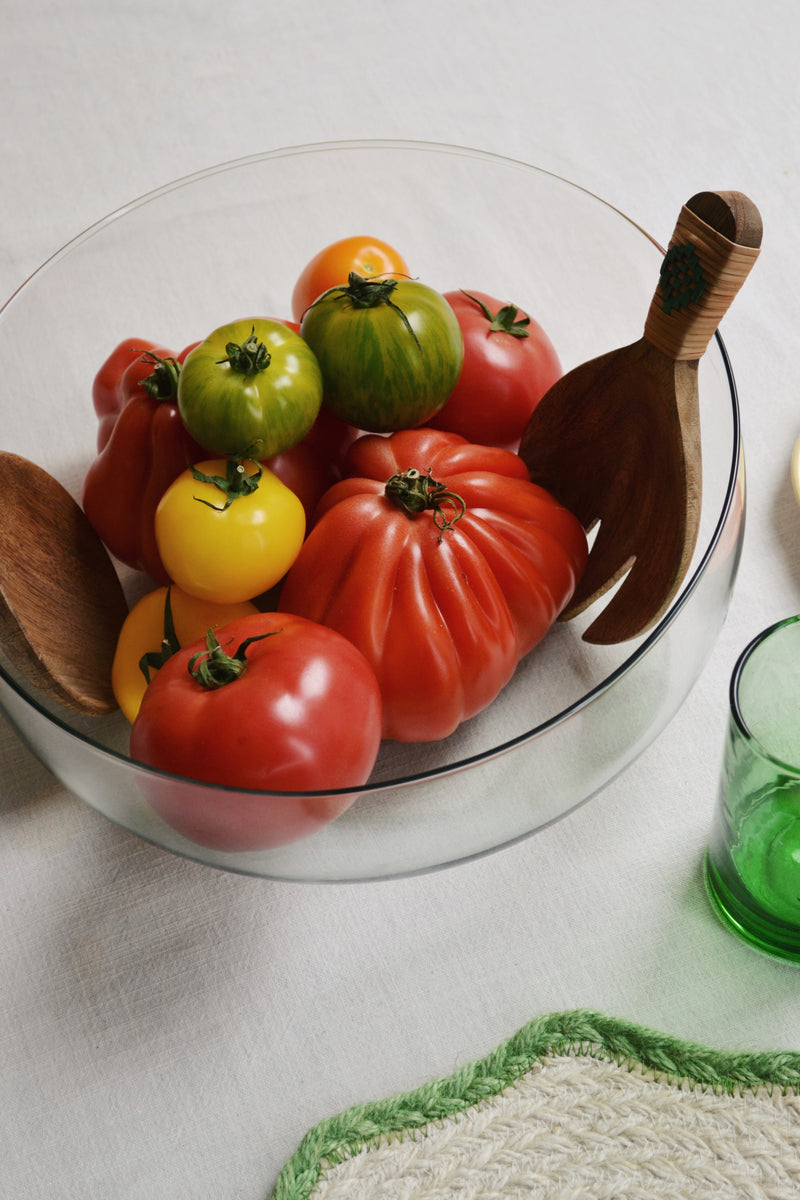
[
  {"x1": 112, "y1": 585, "x2": 258, "y2": 722},
  {"x1": 155, "y1": 458, "x2": 306, "y2": 604}
]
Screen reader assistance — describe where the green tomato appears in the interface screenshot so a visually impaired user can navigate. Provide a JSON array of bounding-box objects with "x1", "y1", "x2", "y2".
[
  {"x1": 177, "y1": 318, "x2": 323, "y2": 458},
  {"x1": 299, "y1": 274, "x2": 464, "y2": 432}
]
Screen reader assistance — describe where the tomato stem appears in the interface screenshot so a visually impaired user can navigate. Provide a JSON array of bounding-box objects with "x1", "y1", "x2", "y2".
[
  {"x1": 384, "y1": 468, "x2": 466, "y2": 540},
  {"x1": 321, "y1": 272, "x2": 422, "y2": 351},
  {"x1": 188, "y1": 628, "x2": 280, "y2": 690},
  {"x1": 140, "y1": 351, "x2": 182, "y2": 398},
  {"x1": 139, "y1": 587, "x2": 182, "y2": 683},
  {"x1": 460, "y1": 291, "x2": 531, "y2": 339},
  {"x1": 218, "y1": 327, "x2": 271, "y2": 374},
  {"x1": 191, "y1": 458, "x2": 262, "y2": 511}
]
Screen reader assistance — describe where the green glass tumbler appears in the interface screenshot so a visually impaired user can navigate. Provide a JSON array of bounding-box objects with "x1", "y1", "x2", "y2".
[{"x1": 705, "y1": 616, "x2": 800, "y2": 962}]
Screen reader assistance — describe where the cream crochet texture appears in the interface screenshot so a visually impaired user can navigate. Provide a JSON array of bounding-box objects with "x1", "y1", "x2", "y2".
[{"x1": 270, "y1": 1009, "x2": 800, "y2": 1200}]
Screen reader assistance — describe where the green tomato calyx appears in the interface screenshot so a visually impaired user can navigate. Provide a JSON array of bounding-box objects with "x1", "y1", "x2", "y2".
[
  {"x1": 139, "y1": 587, "x2": 182, "y2": 683},
  {"x1": 141, "y1": 351, "x2": 182, "y2": 398},
  {"x1": 385, "y1": 468, "x2": 466, "y2": 540},
  {"x1": 191, "y1": 458, "x2": 262, "y2": 511},
  {"x1": 460, "y1": 291, "x2": 531, "y2": 339},
  {"x1": 218, "y1": 327, "x2": 271, "y2": 375},
  {"x1": 343, "y1": 272, "x2": 400, "y2": 308},
  {"x1": 188, "y1": 628, "x2": 281, "y2": 690},
  {"x1": 322, "y1": 272, "x2": 422, "y2": 350}
]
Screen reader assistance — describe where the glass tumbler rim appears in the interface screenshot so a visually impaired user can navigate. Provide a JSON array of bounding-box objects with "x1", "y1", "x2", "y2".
[{"x1": 730, "y1": 613, "x2": 800, "y2": 772}]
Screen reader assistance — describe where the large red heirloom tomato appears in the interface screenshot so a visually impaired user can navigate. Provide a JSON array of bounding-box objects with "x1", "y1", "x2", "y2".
[{"x1": 279, "y1": 428, "x2": 588, "y2": 743}]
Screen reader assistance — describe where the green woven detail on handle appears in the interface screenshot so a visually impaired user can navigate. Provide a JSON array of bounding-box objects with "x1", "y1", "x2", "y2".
[
  {"x1": 268, "y1": 1008, "x2": 800, "y2": 1199},
  {"x1": 659, "y1": 241, "x2": 707, "y2": 313}
]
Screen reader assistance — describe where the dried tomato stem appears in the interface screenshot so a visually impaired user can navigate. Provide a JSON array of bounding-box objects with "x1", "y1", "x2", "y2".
[
  {"x1": 139, "y1": 587, "x2": 182, "y2": 683},
  {"x1": 384, "y1": 467, "x2": 466, "y2": 539}
]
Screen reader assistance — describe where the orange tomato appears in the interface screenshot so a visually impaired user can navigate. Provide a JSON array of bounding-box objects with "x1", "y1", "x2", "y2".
[{"x1": 291, "y1": 235, "x2": 409, "y2": 322}]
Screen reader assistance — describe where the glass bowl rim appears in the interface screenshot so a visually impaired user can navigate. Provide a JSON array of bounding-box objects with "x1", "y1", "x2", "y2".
[{"x1": 0, "y1": 137, "x2": 742, "y2": 801}]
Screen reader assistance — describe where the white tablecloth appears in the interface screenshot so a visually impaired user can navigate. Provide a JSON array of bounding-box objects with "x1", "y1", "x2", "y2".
[{"x1": 2, "y1": 2, "x2": 799, "y2": 1196}]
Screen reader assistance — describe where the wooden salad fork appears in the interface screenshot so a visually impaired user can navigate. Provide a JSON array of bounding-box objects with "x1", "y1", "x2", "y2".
[{"x1": 519, "y1": 190, "x2": 762, "y2": 644}]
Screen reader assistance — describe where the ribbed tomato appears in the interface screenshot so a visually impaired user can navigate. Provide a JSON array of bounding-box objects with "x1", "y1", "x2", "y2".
[
  {"x1": 279, "y1": 428, "x2": 588, "y2": 742},
  {"x1": 82, "y1": 340, "x2": 206, "y2": 583}
]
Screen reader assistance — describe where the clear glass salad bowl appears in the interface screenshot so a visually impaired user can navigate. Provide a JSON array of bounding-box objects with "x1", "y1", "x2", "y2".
[{"x1": 0, "y1": 140, "x2": 744, "y2": 881}]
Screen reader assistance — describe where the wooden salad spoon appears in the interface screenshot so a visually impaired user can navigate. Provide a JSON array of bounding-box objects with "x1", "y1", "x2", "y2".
[
  {"x1": 0, "y1": 451, "x2": 128, "y2": 714},
  {"x1": 519, "y1": 190, "x2": 762, "y2": 644}
]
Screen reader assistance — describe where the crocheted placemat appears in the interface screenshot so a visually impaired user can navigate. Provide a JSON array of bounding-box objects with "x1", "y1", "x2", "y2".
[{"x1": 270, "y1": 1009, "x2": 800, "y2": 1199}]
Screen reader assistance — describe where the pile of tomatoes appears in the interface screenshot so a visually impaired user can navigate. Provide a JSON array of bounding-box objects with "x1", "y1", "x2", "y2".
[{"x1": 81, "y1": 235, "x2": 588, "y2": 851}]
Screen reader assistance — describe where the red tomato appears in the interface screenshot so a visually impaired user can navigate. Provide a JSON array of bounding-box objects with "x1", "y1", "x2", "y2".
[
  {"x1": 92, "y1": 336, "x2": 153, "y2": 451},
  {"x1": 130, "y1": 612, "x2": 383, "y2": 851},
  {"x1": 262, "y1": 440, "x2": 333, "y2": 525},
  {"x1": 291, "y1": 235, "x2": 409, "y2": 322},
  {"x1": 263, "y1": 406, "x2": 361, "y2": 522},
  {"x1": 301, "y1": 406, "x2": 361, "y2": 476},
  {"x1": 428, "y1": 290, "x2": 563, "y2": 449},
  {"x1": 280, "y1": 428, "x2": 588, "y2": 743},
  {"x1": 83, "y1": 341, "x2": 206, "y2": 582}
]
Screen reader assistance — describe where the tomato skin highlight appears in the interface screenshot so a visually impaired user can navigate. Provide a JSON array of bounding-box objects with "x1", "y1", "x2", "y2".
[
  {"x1": 111, "y1": 585, "x2": 258, "y2": 723},
  {"x1": 130, "y1": 611, "x2": 383, "y2": 851},
  {"x1": 177, "y1": 318, "x2": 323, "y2": 458},
  {"x1": 291, "y1": 235, "x2": 409, "y2": 322},
  {"x1": 428, "y1": 290, "x2": 563, "y2": 450},
  {"x1": 300, "y1": 278, "x2": 464, "y2": 432},
  {"x1": 155, "y1": 459, "x2": 306, "y2": 604},
  {"x1": 280, "y1": 428, "x2": 588, "y2": 742}
]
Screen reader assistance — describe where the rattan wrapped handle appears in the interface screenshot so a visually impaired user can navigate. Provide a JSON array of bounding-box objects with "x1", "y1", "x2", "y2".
[{"x1": 643, "y1": 190, "x2": 762, "y2": 361}]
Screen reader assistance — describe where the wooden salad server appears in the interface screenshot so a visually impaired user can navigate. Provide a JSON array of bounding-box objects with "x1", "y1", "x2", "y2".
[
  {"x1": 519, "y1": 190, "x2": 762, "y2": 644},
  {"x1": 0, "y1": 451, "x2": 128, "y2": 714}
]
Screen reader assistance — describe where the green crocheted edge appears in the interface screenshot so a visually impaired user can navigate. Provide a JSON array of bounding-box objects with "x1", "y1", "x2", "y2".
[{"x1": 268, "y1": 1008, "x2": 800, "y2": 1200}]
